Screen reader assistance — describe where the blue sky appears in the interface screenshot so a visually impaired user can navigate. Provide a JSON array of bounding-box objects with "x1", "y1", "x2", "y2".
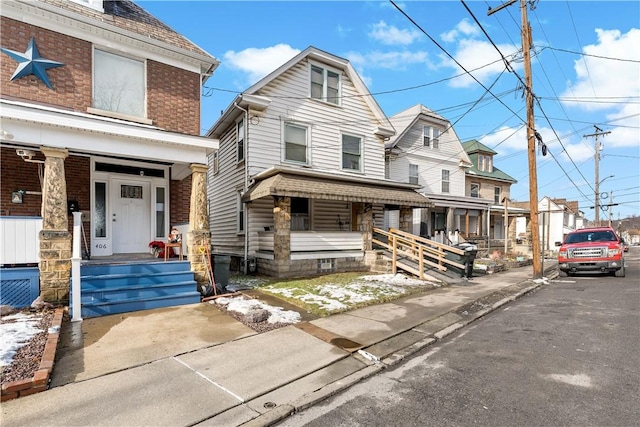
[{"x1": 139, "y1": 0, "x2": 640, "y2": 221}]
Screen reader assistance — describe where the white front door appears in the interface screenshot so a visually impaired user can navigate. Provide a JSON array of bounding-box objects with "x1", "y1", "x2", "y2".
[{"x1": 111, "y1": 178, "x2": 151, "y2": 253}]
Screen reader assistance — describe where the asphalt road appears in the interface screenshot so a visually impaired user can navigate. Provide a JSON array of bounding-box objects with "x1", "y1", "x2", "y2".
[{"x1": 279, "y1": 248, "x2": 640, "y2": 427}]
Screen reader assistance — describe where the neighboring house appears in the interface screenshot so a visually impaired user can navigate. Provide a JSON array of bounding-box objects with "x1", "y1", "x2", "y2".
[
  {"x1": 462, "y1": 140, "x2": 526, "y2": 253},
  {"x1": 538, "y1": 197, "x2": 582, "y2": 253},
  {"x1": 206, "y1": 46, "x2": 430, "y2": 278},
  {"x1": 385, "y1": 105, "x2": 490, "y2": 244},
  {"x1": 1, "y1": 0, "x2": 219, "y2": 303}
]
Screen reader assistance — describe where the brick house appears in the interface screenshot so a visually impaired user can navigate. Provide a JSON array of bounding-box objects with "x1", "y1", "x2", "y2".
[{"x1": 1, "y1": 0, "x2": 219, "y2": 304}]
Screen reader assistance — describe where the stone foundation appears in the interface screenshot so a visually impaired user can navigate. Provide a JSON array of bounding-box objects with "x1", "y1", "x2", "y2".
[{"x1": 256, "y1": 256, "x2": 369, "y2": 279}]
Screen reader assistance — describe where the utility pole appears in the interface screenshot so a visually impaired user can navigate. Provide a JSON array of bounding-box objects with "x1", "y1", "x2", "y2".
[
  {"x1": 503, "y1": 197, "x2": 510, "y2": 255},
  {"x1": 490, "y1": 0, "x2": 541, "y2": 278},
  {"x1": 584, "y1": 125, "x2": 611, "y2": 225}
]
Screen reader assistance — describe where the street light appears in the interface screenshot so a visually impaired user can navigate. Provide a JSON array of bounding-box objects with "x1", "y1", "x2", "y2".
[{"x1": 595, "y1": 174, "x2": 614, "y2": 225}]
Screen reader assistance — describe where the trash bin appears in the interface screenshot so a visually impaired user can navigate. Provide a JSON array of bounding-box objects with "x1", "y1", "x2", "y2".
[
  {"x1": 213, "y1": 255, "x2": 231, "y2": 288},
  {"x1": 446, "y1": 243, "x2": 478, "y2": 278}
]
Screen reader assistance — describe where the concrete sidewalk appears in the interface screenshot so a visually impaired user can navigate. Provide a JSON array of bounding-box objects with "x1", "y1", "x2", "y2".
[{"x1": 1, "y1": 262, "x2": 557, "y2": 427}]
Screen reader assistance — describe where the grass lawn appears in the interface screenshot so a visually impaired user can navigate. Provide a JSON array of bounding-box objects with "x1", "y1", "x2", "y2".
[{"x1": 256, "y1": 272, "x2": 437, "y2": 317}]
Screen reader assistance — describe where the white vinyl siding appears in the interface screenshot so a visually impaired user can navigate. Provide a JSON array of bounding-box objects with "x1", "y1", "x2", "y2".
[{"x1": 387, "y1": 119, "x2": 466, "y2": 195}]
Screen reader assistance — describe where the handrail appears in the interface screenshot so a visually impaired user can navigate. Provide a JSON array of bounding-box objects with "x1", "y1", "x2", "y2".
[{"x1": 373, "y1": 228, "x2": 466, "y2": 279}]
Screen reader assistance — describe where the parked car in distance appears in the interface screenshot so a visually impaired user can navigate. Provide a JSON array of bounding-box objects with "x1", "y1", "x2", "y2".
[{"x1": 557, "y1": 226, "x2": 625, "y2": 277}]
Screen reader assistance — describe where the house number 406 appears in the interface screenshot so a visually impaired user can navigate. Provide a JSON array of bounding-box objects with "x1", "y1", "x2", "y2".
[{"x1": 95, "y1": 243, "x2": 108, "y2": 249}]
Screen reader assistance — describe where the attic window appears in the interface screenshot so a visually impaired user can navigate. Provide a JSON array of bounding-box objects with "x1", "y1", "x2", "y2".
[
  {"x1": 478, "y1": 154, "x2": 493, "y2": 172},
  {"x1": 310, "y1": 64, "x2": 340, "y2": 105},
  {"x1": 423, "y1": 126, "x2": 440, "y2": 148},
  {"x1": 70, "y1": 0, "x2": 104, "y2": 12}
]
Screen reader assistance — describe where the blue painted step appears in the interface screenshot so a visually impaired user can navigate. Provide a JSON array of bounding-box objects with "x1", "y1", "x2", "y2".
[{"x1": 76, "y1": 261, "x2": 201, "y2": 318}]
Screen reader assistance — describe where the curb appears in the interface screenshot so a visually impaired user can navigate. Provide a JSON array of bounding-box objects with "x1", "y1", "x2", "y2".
[
  {"x1": 245, "y1": 272, "x2": 557, "y2": 426},
  {"x1": 1, "y1": 307, "x2": 65, "y2": 402}
]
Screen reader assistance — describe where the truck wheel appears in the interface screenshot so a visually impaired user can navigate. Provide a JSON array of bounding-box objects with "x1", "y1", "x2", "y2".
[
  {"x1": 559, "y1": 270, "x2": 568, "y2": 277},
  {"x1": 614, "y1": 266, "x2": 625, "y2": 277}
]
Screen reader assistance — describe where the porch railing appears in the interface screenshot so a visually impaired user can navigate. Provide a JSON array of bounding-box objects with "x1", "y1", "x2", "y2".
[{"x1": 372, "y1": 227, "x2": 465, "y2": 279}]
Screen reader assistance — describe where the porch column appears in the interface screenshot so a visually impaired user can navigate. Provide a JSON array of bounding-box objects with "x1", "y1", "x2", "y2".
[
  {"x1": 361, "y1": 203, "x2": 373, "y2": 251},
  {"x1": 446, "y1": 208, "x2": 455, "y2": 233},
  {"x1": 508, "y1": 216, "x2": 518, "y2": 253},
  {"x1": 187, "y1": 164, "x2": 210, "y2": 286},
  {"x1": 39, "y1": 147, "x2": 71, "y2": 304},
  {"x1": 273, "y1": 196, "x2": 291, "y2": 273},
  {"x1": 399, "y1": 206, "x2": 412, "y2": 233}
]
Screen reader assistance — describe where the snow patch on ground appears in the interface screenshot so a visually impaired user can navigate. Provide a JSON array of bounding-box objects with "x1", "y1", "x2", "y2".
[
  {"x1": 0, "y1": 312, "x2": 44, "y2": 367},
  {"x1": 213, "y1": 296, "x2": 301, "y2": 324}
]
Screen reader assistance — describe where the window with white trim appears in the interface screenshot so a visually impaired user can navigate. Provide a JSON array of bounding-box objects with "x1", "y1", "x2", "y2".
[
  {"x1": 442, "y1": 169, "x2": 450, "y2": 193},
  {"x1": 310, "y1": 64, "x2": 340, "y2": 105},
  {"x1": 93, "y1": 49, "x2": 145, "y2": 118},
  {"x1": 342, "y1": 134, "x2": 362, "y2": 171},
  {"x1": 237, "y1": 120, "x2": 245, "y2": 162},
  {"x1": 470, "y1": 183, "x2": 479, "y2": 198},
  {"x1": 423, "y1": 126, "x2": 440, "y2": 148},
  {"x1": 409, "y1": 164, "x2": 419, "y2": 184},
  {"x1": 237, "y1": 192, "x2": 245, "y2": 233},
  {"x1": 212, "y1": 151, "x2": 219, "y2": 175},
  {"x1": 494, "y1": 186, "x2": 501, "y2": 203},
  {"x1": 284, "y1": 123, "x2": 308, "y2": 164},
  {"x1": 478, "y1": 154, "x2": 493, "y2": 172}
]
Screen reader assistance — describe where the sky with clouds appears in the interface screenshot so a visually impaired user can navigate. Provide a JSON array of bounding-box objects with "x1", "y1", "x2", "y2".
[{"x1": 140, "y1": 0, "x2": 639, "y2": 220}]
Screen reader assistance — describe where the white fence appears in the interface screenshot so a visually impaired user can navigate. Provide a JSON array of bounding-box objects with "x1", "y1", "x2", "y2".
[{"x1": 0, "y1": 216, "x2": 42, "y2": 264}]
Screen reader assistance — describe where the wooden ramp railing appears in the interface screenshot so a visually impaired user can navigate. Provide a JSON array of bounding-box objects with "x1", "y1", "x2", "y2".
[{"x1": 372, "y1": 228, "x2": 466, "y2": 280}]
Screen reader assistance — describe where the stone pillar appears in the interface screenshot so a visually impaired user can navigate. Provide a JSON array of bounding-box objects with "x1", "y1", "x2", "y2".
[
  {"x1": 187, "y1": 164, "x2": 210, "y2": 286},
  {"x1": 273, "y1": 196, "x2": 291, "y2": 275},
  {"x1": 508, "y1": 215, "x2": 518, "y2": 253},
  {"x1": 399, "y1": 206, "x2": 412, "y2": 233},
  {"x1": 39, "y1": 147, "x2": 71, "y2": 304}
]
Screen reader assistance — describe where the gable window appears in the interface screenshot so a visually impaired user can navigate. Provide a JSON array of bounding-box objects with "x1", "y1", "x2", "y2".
[
  {"x1": 291, "y1": 197, "x2": 310, "y2": 231},
  {"x1": 423, "y1": 126, "x2": 440, "y2": 148},
  {"x1": 470, "y1": 183, "x2": 479, "y2": 198},
  {"x1": 494, "y1": 186, "x2": 501, "y2": 204},
  {"x1": 284, "y1": 123, "x2": 308, "y2": 164},
  {"x1": 237, "y1": 120, "x2": 245, "y2": 162},
  {"x1": 93, "y1": 49, "x2": 145, "y2": 118},
  {"x1": 479, "y1": 154, "x2": 493, "y2": 172},
  {"x1": 310, "y1": 64, "x2": 340, "y2": 105},
  {"x1": 342, "y1": 134, "x2": 362, "y2": 171},
  {"x1": 442, "y1": 169, "x2": 450, "y2": 193},
  {"x1": 409, "y1": 164, "x2": 419, "y2": 184}
]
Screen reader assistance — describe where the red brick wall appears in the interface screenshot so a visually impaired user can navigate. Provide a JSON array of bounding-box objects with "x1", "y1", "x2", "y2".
[
  {"x1": 0, "y1": 17, "x2": 91, "y2": 111},
  {"x1": 0, "y1": 17, "x2": 201, "y2": 135},
  {"x1": 148, "y1": 60, "x2": 201, "y2": 135},
  {"x1": 170, "y1": 175, "x2": 192, "y2": 226}
]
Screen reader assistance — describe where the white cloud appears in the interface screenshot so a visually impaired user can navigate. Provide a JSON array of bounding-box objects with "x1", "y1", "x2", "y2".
[
  {"x1": 562, "y1": 28, "x2": 640, "y2": 110},
  {"x1": 368, "y1": 21, "x2": 422, "y2": 46},
  {"x1": 223, "y1": 44, "x2": 301, "y2": 86},
  {"x1": 441, "y1": 18, "x2": 480, "y2": 43},
  {"x1": 439, "y1": 39, "x2": 521, "y2": 88},
  {"x1": 480, "y1": 125, "x2": 527, "y2": 151},
  {"x1": 345, "y1": 50, "x2": 428, "y2": 71}
]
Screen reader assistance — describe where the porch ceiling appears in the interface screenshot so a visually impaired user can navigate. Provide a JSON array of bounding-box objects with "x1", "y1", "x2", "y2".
[{"x1": 243, "y1": 173, "x2": 431, "y2": 207}]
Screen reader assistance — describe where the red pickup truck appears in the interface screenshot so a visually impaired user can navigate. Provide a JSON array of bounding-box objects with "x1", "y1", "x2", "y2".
[{"x1": 557, "y1": 226, "x2": 625, "y2": 277}]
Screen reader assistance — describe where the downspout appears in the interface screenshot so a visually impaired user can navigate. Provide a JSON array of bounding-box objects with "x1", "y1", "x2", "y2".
[{"x1": 233, "y1": 101, "x2": 249, "y2": 274}]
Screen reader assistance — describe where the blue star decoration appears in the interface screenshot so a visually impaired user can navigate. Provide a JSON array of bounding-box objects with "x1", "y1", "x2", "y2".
[{"x1": 1, "y1": 37, "x2": 64, "y2": 90}]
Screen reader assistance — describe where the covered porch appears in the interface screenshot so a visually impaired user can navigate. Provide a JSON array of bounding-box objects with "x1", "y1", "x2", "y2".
[{"x1": 242, "y1": 168, "x2": 431, "y2": 278}]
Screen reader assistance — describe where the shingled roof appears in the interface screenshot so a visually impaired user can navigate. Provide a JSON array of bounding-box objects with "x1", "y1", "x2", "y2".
[{"x1": 39, "y1": 0, "x2": 213, "y2": 58}]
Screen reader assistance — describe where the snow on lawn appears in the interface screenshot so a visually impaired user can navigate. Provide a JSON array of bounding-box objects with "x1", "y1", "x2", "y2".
[
  {"x1": 0, "y1": 312, "x2": 45, "y2": 367},
  {"x1": 263, "y1": 273, "x2": 436, "y2": 313},
  {"x1": 213, "y1": 296, "x2": 301, "y2": 324}
]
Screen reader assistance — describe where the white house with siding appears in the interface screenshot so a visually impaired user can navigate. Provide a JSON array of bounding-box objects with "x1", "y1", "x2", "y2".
[
  {"x1": 206, "y1": 46, "x2": 430, "y2": 278},
  {"x1": 385, "y1": 104, "x2": 490, "y2": 244}
]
